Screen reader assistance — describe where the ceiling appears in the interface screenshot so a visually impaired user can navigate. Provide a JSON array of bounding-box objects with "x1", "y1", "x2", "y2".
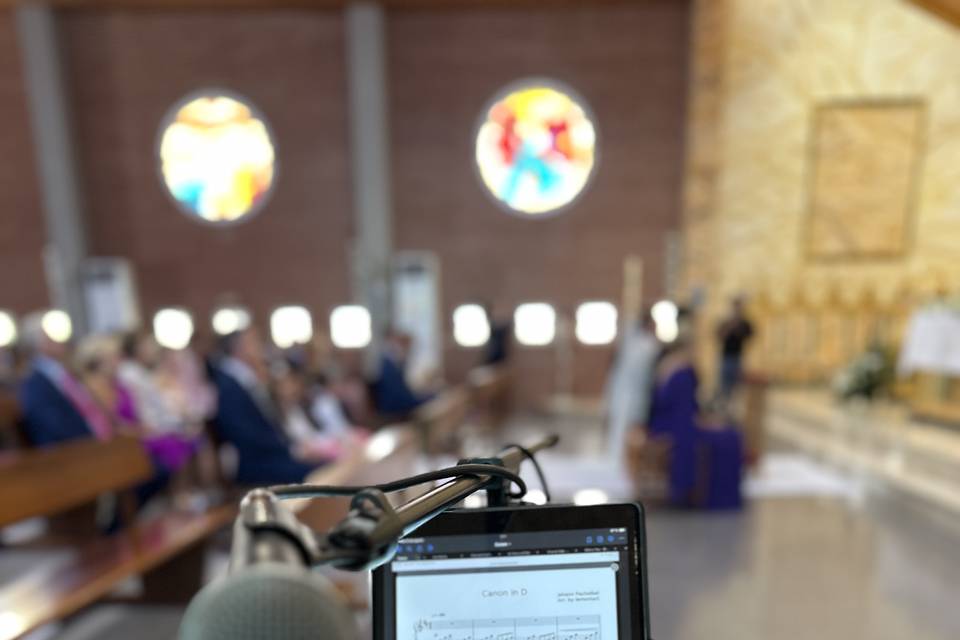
[{"x1": 909, "y1": 0, "x2": 960, "y2": 27}]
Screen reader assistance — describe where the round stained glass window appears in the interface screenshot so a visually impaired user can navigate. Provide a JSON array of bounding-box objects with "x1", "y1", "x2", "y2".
[
  {"x1": 158, "y1": 91, "x2": 276, "y2": 224},
  {"x1": 476, "y1": 80, "x2": 598, "y2": 216}
]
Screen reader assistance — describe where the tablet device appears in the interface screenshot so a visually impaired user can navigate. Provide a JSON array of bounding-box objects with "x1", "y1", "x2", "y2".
[{"x1": 372, "y1": 503, "x2": 649, "y2": 640}]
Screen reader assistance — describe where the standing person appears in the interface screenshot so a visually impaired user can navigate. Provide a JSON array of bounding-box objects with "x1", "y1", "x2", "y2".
[
  {"x1": 483, "y1": 303, "x2": 513, "y2": 366},
  {"x1": 716, "y1": 296, "x2": 754, "y2": 403},
  {"x1": 605, "y1": 309, "x2": 660, "y2": 459}
]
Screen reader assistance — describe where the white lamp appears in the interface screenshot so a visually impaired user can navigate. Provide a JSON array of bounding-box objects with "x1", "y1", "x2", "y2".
[
  {"x1": 271, "y1": 306, "x2": 313, "y2": 349},
  {"x1": 212, "y1": 306, "x2": 252, "y2": 336},
  {"x1": 41, "y1": 310, "x2": 73, "y2": 344},
  {"x1": 514, "y1": 303, "x2": 556, "y2": 347},
  {"x1": 0, "y1": 312, "x2": 17, "y2": 348},
  {"x1": 575, "y1": 301, "x2": 618, "y2": 345},
  {"x1": 452, "y1": 304, "x2": 490, "y2": 348},
  {"x1": 329, "y1": 306, "x2": 371, "y2": 349},
  {"x1": 651, "y1": 300, "x2": 679, "y2": 343},
  {"x1": 153, "y1": 308, "x2": 194, "y2": 350}
]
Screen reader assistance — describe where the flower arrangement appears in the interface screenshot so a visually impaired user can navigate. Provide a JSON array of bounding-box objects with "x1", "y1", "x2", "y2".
[{"x1": 833, "y1": 342, "x2": 895, "y2": 401}]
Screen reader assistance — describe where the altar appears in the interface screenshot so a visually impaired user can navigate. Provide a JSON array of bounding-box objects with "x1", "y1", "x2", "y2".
[{"x1": 766, "y1": 389, "x2": 960, "y2": 515}]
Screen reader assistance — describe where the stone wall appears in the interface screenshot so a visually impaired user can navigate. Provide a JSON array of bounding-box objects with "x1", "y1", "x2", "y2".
[{"x1": 682, "y1": 0, "x2": 960, "y2": 383}]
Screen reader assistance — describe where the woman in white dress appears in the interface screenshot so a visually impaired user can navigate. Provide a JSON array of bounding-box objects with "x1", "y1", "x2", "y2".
[{"x1": 604, "y1": 313, "x2": 660, "y2": 461}]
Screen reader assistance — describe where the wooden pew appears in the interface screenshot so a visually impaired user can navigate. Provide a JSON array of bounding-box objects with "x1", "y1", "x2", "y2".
[
  {"x1": 467, "y1": 365, "x2": 511, "y2": 431},
  {"x1": 412, "y1": 387, "x2": 472, "y2": 455},
  {"x1": 0, "y1": 389, "x2": 24, "y2": 449},
  {"x1": 0, "y1": 437, "x2": 236, "y2": 640},
  {"x1": 288, "y1": 425, "x2": 422, "y2": 609},
  {"x1": 624, "y1": 429, "x2": 671, "y2": 502},
  {"x1": 292, "y1": 424, "x2": 421, "y2": 534},
  {"x1": 0, "y1": 507, "x2": 234, "y2": 639},
  {"x1": 739, "y1": 372, "x2": 769, "y2": 466}
]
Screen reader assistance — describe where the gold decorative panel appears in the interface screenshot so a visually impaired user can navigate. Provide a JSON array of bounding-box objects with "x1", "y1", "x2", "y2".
[
  {"x1": 806, "y1": 102, "x2": 924, "y2": 260},
  {"x1": 680, "y1": 0, "x2": 960, "y2": 386}
]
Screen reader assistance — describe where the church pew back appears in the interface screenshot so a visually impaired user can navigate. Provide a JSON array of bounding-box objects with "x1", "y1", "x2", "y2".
[
  {"x1": 414, "y1": 387, "x2": 471, "y2": 454},
  {"x1": 0, "y1": 389, "x2": 24, "y2": 449},
  {"x1": 292, "y1": 424, "x2": 421, "y2": 533},
  {"x1": 467, "y1": 365, "x2": 511, "y2": 431},
  {"x1": 0, "y1": 504, "x2": 236, "y2": 640},
  {"x1": 0, "y1": 436, "x2": 153, "y2": 528}
]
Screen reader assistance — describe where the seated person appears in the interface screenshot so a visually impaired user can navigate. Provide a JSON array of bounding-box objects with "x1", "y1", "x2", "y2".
[
  {"x1": 76, "y1": 334, "x2": 196, "y2": 474},
  {"x1": 308, "y1": 373, "x2": 354, "y2": 439},
  {"x1": 212, "y1": 328, "x2": 330, "y2": 485},
  {"x1": 274, "y1": 365, "x2": 334, "y2": 450},
  {"x1": 272, "y1": 365, "x2": 368, "y2": 458},
  {"x1": 155, "y1": 333, "x2": 217, "y2": 428},
  {"x1": 118, "y1": 331, "x2": 193, "y2": 435},
  {"x1": 18, "y1": 313, "x2": 115, "y2": 445},
  {"x1": 18, "y1": 314, "x2": 168, "y2": 504},
  {"x1": 371, "y1": 329, "x2": 434, "y2": 419},
  {"x1": 645, "y1": 317, "x2": 743, "y2": 510}
]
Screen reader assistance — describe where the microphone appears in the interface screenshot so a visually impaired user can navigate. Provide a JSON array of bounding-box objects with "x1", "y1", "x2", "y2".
[
  {"x1": 179, "y1": 492, "x2": 355, "y2": 640},
  {"x1": 179, "y1": 436, "x2": 561, "y2": 639}
]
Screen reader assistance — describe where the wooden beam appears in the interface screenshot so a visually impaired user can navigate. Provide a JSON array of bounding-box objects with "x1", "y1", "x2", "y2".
[{"x1": 909, "y1": 0, "x2": 960, "y2": 28}]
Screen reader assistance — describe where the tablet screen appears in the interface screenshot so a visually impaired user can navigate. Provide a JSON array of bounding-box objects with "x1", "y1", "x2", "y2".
[{"x1": 372, "y1": 504, "x2": 648, "y2": 640}]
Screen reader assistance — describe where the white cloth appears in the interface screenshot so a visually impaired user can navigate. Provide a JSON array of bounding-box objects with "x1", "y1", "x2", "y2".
[
  {"x1": 898, "y1": 306, "x2": 960, "y2": 376},
  {"x1": 283, "y1": 405, "x2": 320, "y2": 444},
  {"x1": 117, "y1": 360, "x2": 182, "y2": 433},
  {"x1": 310, "y1": 392, "x2": 351, "y2": 438},
  {"x1": 604, "y1": 327, "x2": 660, "y2": 458},
  {"x1": 219, "y1": 357, "x2": 259, "y2": 391}
]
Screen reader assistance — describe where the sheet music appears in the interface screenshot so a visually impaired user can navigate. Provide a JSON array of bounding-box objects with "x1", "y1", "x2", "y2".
[{"x1": 396, "y1": 562, "x2": 618, "y2": 640}]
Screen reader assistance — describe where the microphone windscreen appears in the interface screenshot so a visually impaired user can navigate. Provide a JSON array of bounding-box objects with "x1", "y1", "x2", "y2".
[{"x1": 179, "y1": 564, "x2": 355, "y2": 640}]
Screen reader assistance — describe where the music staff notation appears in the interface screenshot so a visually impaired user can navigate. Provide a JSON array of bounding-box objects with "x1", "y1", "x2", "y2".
[{"x1": 413, "y1": 615, "x2": 602, "y2": 640}]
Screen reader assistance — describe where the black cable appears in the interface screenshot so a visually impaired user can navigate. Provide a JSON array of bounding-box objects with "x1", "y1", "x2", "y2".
[
  {"x1": 268, "y1": 463, "x2": 528, "y2": 501},
  {"x1": 500, "y1": 443, "x2": 551, "y2": 504}
]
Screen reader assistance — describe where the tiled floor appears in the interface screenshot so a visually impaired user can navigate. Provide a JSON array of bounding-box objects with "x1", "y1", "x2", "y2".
[
  {"x1": 647, "y1": 495, "x2": 960, "y2": 640},
  {"x1": 35, "y1": 407, "x2": 960, "y2": 640}
]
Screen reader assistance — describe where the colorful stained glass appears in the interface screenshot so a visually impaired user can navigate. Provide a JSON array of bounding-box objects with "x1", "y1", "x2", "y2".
[
  {"x1": 476, "y1": 82, "x2": 597, "y2": 215},
  {"x1": 159, "y1": 93, "x2": 275, "y2": 223}
]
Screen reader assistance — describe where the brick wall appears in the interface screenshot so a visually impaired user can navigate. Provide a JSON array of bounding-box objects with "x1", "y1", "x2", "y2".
[
  {"x1": 1, "y1": 4, "x2": 691, "y2": 403},
  {"x1": 388, "y1": 3, "x2": 691, "y2": 399},
  {"x1": 59, "y1": 10, "x2": 353, "y2": 337}
]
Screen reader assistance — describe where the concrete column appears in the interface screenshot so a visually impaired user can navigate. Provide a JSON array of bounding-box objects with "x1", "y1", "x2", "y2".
[
  {"x1": 16, "y1": 4, "x2": 89, "y2": 333},
  {"x1": 345, "y1": 1, "x2": 393, "y2": 366}
]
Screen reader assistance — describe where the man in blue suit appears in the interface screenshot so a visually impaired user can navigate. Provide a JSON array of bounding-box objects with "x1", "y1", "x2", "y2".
[
  {"x1": 18, "y1": 312, "x2": 168, "y2": 510},
  {"x1": 371, "y1": 329, "x2": 434, "y2": 420},
  {"x1": 213, "y1": 328, "x2": 322, "y2": 485},
  {"x1": 18, "y1": 312, "x2": 103, "y2": 445}
]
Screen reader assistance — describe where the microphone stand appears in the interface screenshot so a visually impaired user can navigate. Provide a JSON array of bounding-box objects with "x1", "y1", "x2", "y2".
[{"x1": 236, "y1": 434, "x2": 560, "y2": 574}]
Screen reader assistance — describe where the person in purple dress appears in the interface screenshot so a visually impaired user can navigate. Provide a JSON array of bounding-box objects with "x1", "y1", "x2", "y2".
[
  {"x1": 75, "y1": 334, "x2": 196, "y2": 473},
  {"x1": 647, "y1": 319, "x2": 743, "y2": 510}
]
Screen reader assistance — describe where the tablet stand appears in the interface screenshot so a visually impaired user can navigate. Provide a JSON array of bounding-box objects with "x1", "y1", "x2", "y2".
[{"x1": 234, "y1": 434, "x2": 560, "y2": 573}]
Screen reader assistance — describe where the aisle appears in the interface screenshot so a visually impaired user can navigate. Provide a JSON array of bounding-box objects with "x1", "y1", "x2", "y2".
[{"x1": 498, "y1": 411, "x2": 960, "y2": 640}]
